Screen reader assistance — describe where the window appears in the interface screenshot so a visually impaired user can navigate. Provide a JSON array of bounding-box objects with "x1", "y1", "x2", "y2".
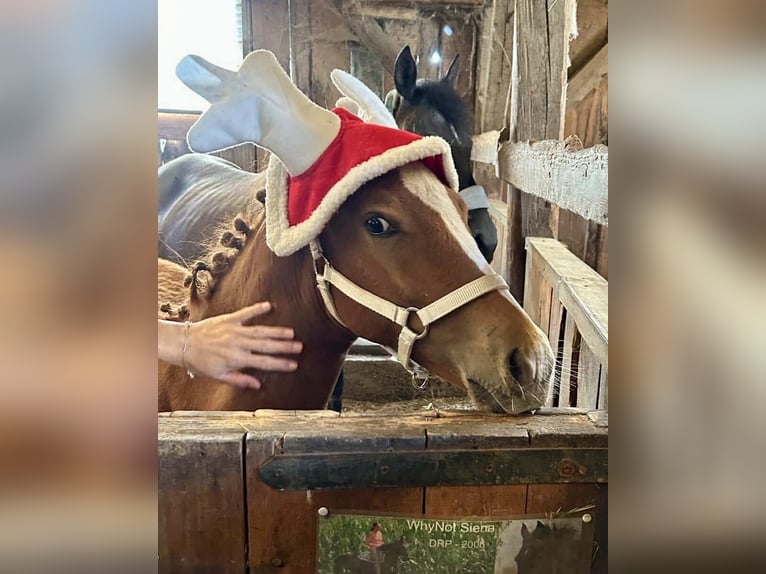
[{"x1": 158, "y1": 0, "x2": 243, "y2": 112}]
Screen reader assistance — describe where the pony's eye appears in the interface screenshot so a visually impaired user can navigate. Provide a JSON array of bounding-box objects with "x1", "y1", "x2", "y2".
[{"x1": 365, "y1": 216, "x2": 393, "y2": 236}]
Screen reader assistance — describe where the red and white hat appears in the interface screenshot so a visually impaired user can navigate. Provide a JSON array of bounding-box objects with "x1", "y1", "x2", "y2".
[{"x1": 176, "y1": 50, "x2": 458, "y2": 256}]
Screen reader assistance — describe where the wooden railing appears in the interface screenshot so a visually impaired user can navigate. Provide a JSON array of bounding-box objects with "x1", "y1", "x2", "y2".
[{"x1": 524, "y1": 237, "x2": 608, "y2": 410}]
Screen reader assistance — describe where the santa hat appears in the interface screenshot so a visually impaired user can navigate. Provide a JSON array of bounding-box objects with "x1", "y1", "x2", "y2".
[{"x1": 176, "y1": 50, "x2": 458, "y2": 256}]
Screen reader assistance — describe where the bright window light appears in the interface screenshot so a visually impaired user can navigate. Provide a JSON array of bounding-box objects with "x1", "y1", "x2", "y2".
[
  {"x1": 158, "y1": 0, "x2": 242, "y2": 111},
  {"x1": 430, "y1": 51, "x2": 442, "y2": 65}
]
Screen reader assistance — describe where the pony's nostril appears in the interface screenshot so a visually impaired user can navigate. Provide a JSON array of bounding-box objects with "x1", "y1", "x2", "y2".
[
  {"x1": 508, "y1": 348, "x2": 523, "y2": 382},
  {"x1": 508, "y1": 348, "x2": 535, "y2": 385}
]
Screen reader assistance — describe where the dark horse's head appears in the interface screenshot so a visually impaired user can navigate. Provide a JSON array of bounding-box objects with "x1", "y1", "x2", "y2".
[
  {"x1": 389, "y1": 45, "x2": 497, "y2": 262},
  {"x1": 516, "y1": 521, "x2": 580, "y2": 574}
]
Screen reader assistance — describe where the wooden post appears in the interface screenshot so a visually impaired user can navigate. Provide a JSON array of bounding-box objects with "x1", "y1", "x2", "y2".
[{"x1": 505, "y1": 0, "x2": 576, "y2": 301}]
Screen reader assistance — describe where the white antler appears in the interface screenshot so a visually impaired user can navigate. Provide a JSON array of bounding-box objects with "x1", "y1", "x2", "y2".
[
  {"x1": 176, "y1": 50, "x2": 340, "y2": 176},
  {"x1": 330, "y1": 69, "x2": 397, "y2": 128}
]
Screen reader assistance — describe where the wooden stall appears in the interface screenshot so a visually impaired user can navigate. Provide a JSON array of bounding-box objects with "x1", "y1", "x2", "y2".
[{"x1": 158, "y1": 0, "x2": 608, "y2": 571}]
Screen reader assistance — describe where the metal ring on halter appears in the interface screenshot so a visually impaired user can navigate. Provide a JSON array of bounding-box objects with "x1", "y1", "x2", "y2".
[
  {"x1": 409, "y1": 364, "x2": 430, "y2": 389},
  {"x1": 405, "y1": 307, "x2": 429, "y2": 339}
]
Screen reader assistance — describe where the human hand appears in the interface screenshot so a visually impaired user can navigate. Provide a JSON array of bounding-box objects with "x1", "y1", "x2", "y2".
[{"x1": 183, "y1": 302, "x2": 301, "y2": 389}]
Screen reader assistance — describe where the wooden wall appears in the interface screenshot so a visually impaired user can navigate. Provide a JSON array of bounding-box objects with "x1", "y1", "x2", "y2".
[{"x1": 246, "y1": 0, "x2": 482, "y2": 107}]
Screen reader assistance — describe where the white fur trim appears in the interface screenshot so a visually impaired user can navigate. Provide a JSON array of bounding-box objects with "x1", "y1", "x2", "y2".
[{"x1": 265, "y1": 136, "x2": 459, "y2": 256}]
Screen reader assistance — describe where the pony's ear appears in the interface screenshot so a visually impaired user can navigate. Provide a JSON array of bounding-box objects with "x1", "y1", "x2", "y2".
[
  {"x1": 395, "y1": 45, "x2": 417, "y2": 101},
  {"x1": 521, "y1": 523, "x2": 531, "y2": 539},
  {"x1": 443, "y1": 54, "x2": 460, "y2": 89},
  {"x1": 536, "y1": 520, "x2": 546, "y2": 529}
]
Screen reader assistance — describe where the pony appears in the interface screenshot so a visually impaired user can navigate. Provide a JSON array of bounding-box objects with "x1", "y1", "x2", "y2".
[
  {"x1": 333, "y1": 538, "x2": 410, "y2": 574},
  {"x1": 158, "y1": 51, "x2": 553, "y2": 413},
  {"x1": 388, "y1": 45, "x2": 497, "y2": 261},
  {"x1": 515, "y1": 521, "x2": 581, "y2": 574}
]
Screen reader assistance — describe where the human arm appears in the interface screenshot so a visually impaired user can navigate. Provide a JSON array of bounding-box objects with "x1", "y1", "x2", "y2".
[{"x1": 158, "y1": 302, "x2": 301, "y2": 389}]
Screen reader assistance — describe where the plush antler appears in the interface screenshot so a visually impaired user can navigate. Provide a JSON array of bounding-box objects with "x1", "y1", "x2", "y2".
[
  {"x1": 330, "y1": 69, "x2": 397, "y2": 128},
  {"x1": 176, "y1": 51, "x2": 341, "y2": 176}
]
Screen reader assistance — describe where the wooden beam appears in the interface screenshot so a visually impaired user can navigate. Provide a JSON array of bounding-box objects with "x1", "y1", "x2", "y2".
[
  {"x1": 569, "y1": 0, "x2": 608, "y2": 75},
  {"x1": 568, "y1": 43, "x2": 608, "y2": 106},
  {"x1": 499, "y1": 139, "x2": 608, "y2": 225},
  {"x1": 157, "y1": 112, "x2": 199, "y2": 142},
  {"x1": 334, "y1": 8, "x2": 401, "y2": 76},
  {"x1": 470, "y1": 129, "x2": 503, "y2": 164},
  {"x1": 525, "y1": 237, "x2": 608, "y2": 367},
  {"x1": 474, "y1": 0, "x2": 498, "y2": 133},
  {"x1": 506, "y1": 0, "x2": 577, "y2": 300}
]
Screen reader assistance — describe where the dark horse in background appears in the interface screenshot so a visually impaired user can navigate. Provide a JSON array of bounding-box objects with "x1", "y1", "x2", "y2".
[
  {"x1": 158, "y1": 46, "x2": 498, "y2": 411},
  {"x1": 387, "y1": 45, "x2": 497, "y2": 261},
  {"x1": 515, "y1": 521, "x2": 581, "y2": 574},
  {"x1": 333, "y1": 538, "x2": 409, "y2": 574}
]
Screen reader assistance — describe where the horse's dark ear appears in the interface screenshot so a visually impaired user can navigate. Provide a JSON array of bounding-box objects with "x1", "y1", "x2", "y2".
[
  {"x1": 395, "y1": 45, "x2": 417, "y2": 101},
  {"x1": 443, "y1": 54, "x2": 460, "y2": 89},
  {"x1": 536, "y1": 520, "x2": 546, "y2": 529},
  {"x1": 521, "y1": 523, "x2": 531, "y2": 539}
]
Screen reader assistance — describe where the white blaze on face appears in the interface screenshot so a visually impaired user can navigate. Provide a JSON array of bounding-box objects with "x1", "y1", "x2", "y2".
[{"x1": 400, "y1": 164, "x2": 492, "y2": 273}]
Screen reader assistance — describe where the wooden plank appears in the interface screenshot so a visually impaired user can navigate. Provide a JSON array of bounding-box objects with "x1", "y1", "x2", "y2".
[
  {"x1": 439, "y1": 10, "x2": 478, "y2": 104},
  {"x1": 559, "y1": 313, "x2": 580, "y2": 408},
  {"x1": 577, "y1": 344, "x2": 601, "y2": 410},
  {"x1": 248, "y1": 0, "x2": 290, "y2": 68},
  {"x1": 350, "y1": 43, "x2": 384, "y2": 98},
  {"x1": 481, "y1": 0, "x2": 514, "y2": 133},
  {"x1": 568, "y1": 0, "x2": 608, "y2": 75},
  {"x1": 547, "y1": 300, "x2": 565, "y2": 407},
  {"x1": 507, "y1": 0, "x2": 576, "y2": 302},
  {"x1": 471, "y1": 129, "x2": 502, "y2": 164},
  {"x1": 526, "y1": 237, "x2": 608, "y2": 367},
  {"x1": 158, "y1": 112, "x2": 199, "y2": 141},
  {"x1": 523, "y1": 260, "x2": 542, "y2": 326},
  {"x1": 340, "y1": 12, "x2": 401, "y2": 76},
  {"x1": 474, "y1": 0, "x2": 498, "y2": 133},
  {"x1": 307, "y1": 0, "x2": 352, "y2": 108},
  {"x1": 213, "y1": 145, "x2": 257, "y2": 172},
  {"x1": 246, "y1": 430, "x2": 311, "y2": 574},
  {"x1": 425, "y1": 415, "x2": 527, "y2": 530},
  {"x1": 568, "y1": 43, "x2": 608, "y2": 106},
  {"x1": 290, "y1": 0, "x2": 313, "y2": 95},
  {"x1": 416, "y1": 17, "x2": 441, "y2": 82},
  {"x1": 598, "y1": 369, "x2": 608, "y2": 409},
  {"x1": 499, "y1": 139, "x2": 608, "y2": 225},
  {"x1": 259, "y1": 448, "x2": 608, "y2": 489},
  {"x1": 342, "y1": 1, "x2": 417, "y2": 21},
  {"x1": 425, "y1": 484, "x2": 528, "y2": 517},
  {"x1": 158, "y1": 430, "x2": 247, "y2": 574}
]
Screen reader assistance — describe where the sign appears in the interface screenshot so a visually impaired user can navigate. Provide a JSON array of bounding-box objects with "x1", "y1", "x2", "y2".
[{"x1": 316, "y1": 510, "x2": 595, "y2": 573}]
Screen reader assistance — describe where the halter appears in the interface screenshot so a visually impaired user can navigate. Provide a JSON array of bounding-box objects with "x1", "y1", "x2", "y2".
[{"x1": 309, "y1": 240, "x2": 508, "y2": 385}]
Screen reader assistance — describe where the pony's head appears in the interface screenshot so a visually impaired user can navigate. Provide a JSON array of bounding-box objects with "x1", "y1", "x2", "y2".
[
  {"x1": 176, "y1": 50, "x2": 553, "y2": 414},
  {"x1": 319, "y1": 163, "x2": 552, "y2": 413}
]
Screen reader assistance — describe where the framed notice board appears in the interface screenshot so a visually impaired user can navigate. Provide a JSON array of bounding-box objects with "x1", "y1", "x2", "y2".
[{"x1": 316, "y1": 509, "x2": 596, "y2": 573}]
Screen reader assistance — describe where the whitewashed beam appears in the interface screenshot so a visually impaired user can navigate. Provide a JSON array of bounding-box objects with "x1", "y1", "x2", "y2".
[
  {"x1": 498, "y1": 139, "x2": 608, "y2": 225},
  {"x1": 470, "y1": 130, "x2": 502, "y2": 165}
]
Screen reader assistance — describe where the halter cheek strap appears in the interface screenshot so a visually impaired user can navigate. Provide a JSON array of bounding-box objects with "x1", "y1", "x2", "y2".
[{"x1": 309, "y1": 240, "x2": 508, "y2": 376}]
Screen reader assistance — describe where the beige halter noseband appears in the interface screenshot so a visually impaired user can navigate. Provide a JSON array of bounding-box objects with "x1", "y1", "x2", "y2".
[{"x1": 309, "y1": 240, "x2": 508, "y2": 384}]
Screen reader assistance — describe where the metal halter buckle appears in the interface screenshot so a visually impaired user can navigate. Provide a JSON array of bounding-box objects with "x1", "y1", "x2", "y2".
[{"x1": 404, "y1": 307, "x2": 429, "y2": 339}]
